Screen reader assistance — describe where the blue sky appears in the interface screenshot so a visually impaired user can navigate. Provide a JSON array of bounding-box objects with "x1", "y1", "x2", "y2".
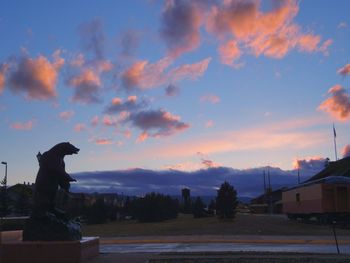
[{"x1": 1, "y1": 0, "x2": 350, "y2": 191}]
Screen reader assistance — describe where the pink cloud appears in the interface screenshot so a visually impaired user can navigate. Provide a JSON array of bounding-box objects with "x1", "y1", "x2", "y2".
[
  {"x1": 318, "y1": 85, "x2": 350, "y2": 121},
  {"x1": 59, "y1": 110, "x2": 75, "y2": 121},
  {"x1": 94, "y1": 138, "x2": 113, "y2": 145},
  {"x1": 121, "y1": 56, "x2": 210, "y2": 90},
  {"x1": 160, "y1": 0, "x2": 202, "y2": 57},
  {"x1": 7, "y1": 50, "x2": 64, "y2": 100},
  {"x1": 90, "y1": 115, "x2": 99, "y2": 127},
  {"x1": 10, "y1": 120, "x2": 35, "y2": 130},
  {"x1": 138, "y1": 117, "x2": 328, "y2": 159},
  {"x1": 105, "y1": 95, "x2": 148, "y2": 114},
  {"x1": 337, "y1": 64, "x2": 350, "y2": 77},
  {"x1": 102, "y1": 115, "x2": 118, "y2": 127},
  {"x1": 74, "y1": 123, "x2": 86, "y2": 132},
  {"x1": 342, "y1": 145, "x2": 350, "y2": 158},
  {"x1": 292, "y1": 156, "x2": 327, "y2": 170},
  {"x1": 200, "y1": 94, "x2": 220, "y2": 104},
  {"x1": 218, "y1": 40, "x2": 241, "y2": 66},
  {"x1": 205, "y1": 120, "x2": 214, "y2": 128},
  {"x1": 136, "y1": 131, "x2": 148, "y2": 143}
]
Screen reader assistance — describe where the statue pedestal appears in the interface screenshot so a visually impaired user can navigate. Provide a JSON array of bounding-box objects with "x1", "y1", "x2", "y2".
[{"x1": 1, "y1": 231, "x2": 99, "y2": 263}]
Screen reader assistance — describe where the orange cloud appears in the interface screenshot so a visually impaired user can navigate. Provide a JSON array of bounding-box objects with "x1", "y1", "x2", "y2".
[
  {"x1": 94, "y1": 138, "x2": 113, "y2": 145},
  {"x1": 136, "y1": 131, "x2": 148, "y2": 143},
  {"x1": 337, "y1": 63, "x2": 350, "y2": 77},
  {"x1": 342, "y1": 145, "x2": 350, "y2": 158},
  {"x1": 10, "y1": 120, "x2": 35, "y2": 130},
  {"x1": 59, "y1": 110, "x2": 75, "y2": 121},
  {"x1": 200, "y1": 94, "x2": 220, "y2": 104},
  {"x1": 318, "y1": 85, "x2": 350, "y2": 121},
  {"x1": 121, "y1": 56, "x2": 210, "y2": 90},
  {"x1": 0, "y1": 64, "x2": 8, "y2": 94},
  {"x1": 206, "y1": 0, "x2": 328, "y2": 63},
  {"x1": 292, "y1": 156, "x2": 326, "y2": 169},
  {"x1": 8, "y1": 51, "x2": 64, "y2": 100}
]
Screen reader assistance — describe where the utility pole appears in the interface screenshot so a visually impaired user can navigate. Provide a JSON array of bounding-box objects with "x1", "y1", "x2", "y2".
[{"x1": 333, "y1": 123, "x2": 338, "y2": 161}]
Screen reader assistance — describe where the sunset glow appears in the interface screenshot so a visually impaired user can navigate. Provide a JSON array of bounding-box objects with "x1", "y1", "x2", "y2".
[{"x1": 0, "y1": 0, "x2": 349, "y2": 190}]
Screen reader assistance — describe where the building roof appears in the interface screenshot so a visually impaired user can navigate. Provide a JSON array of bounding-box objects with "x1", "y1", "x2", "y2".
[
  {"x1": 285, "y1": 176, "x2": 350, "y2": 191},
  {"x1": 305, "y1": 156, "x2": 350, "y2": 182}
]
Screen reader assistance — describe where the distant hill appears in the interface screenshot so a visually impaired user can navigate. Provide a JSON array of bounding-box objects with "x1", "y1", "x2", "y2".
[{"x1": 71, "y1": 166, "x2": 318, "y2": 198}]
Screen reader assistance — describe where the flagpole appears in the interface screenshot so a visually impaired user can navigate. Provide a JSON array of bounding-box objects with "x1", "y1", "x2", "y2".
[{"x1": 333, "y1": 123, "x2": 338, "y2": 161}]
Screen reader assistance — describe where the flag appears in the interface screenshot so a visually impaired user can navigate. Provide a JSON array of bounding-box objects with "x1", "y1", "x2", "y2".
[{"x1": 333, "y1": 123, "x2": 337, "y2": 138}]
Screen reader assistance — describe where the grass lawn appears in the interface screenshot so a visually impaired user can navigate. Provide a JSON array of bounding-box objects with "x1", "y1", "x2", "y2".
[{"x1": 82, "y1": 213, "x2": 350, "y2": 237}]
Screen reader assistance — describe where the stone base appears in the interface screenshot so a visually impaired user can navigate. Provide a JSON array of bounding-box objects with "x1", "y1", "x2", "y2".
[{"x1": 0, "y1": 231, "x2": 99, "y2": 263}]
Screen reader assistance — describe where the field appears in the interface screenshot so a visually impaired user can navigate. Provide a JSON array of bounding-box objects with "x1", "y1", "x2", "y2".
[{"x1": 82, "y1": 213, "x2": 350, "y2": 237}]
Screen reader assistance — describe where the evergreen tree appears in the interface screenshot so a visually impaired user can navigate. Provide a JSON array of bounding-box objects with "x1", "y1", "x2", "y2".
[
  {"x1": 192, "y1": 197, "x2": 206, "y2": 218},
  {"x1": 216, "y1": 181, "x2": 238, "y2": 219}
]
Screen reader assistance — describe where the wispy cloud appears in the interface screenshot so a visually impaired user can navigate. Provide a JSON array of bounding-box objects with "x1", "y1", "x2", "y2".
[
  {"x1": 205, "y1": 120, "x2": 214, "y2": 128},
  {"x1": 105, "y1": 95, "x2": 148, "y2": 114},
  {"x1": 200, "y1": 94, "x2": 220, "y2": 104},
  {"x1": 120, "y1": 29, "x2": 140, "y2": 57},
  {"x1": 7, "y1": 50, "x2": 64, "y2": 100},
  {"x1": 165, "y1": 84, "x2": 180, "y2": 97},
  {"x1": 138, "y1": 116, "x2": 328, "y2": 159},
  {"x1": 318, "y1": 85, "x2": 350, "y2": 121},
  {"x1": 94, "y1": 138, "x2": 114, "y2": 145},
  {"x1": 10, "y1": 120, "x2": 35, "y2": 130},
  {"x1": 78, "y1": 18, "x2": 105, "y2": 59},
  {"x1": 74, "y1": 123, "x2": 86, "y2": 132},
  {"x1": 121, "y1": 56, "x2": 211, "y2": 90},
  {"x1": 337, "y1": 63, "x2": 350, "y2": 77},
  {"x1": 59, "y1": 110, "x2": 75, "y2": 121}
]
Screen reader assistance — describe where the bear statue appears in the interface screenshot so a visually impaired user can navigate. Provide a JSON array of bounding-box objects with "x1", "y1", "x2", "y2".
[{"x1": 23, "y1": 142, "x2": 82, "y2": 241}]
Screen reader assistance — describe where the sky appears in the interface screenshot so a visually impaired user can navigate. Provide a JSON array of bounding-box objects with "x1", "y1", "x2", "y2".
[{"x1": 1, "y1": 0, "x2": 350, "y2": 196}]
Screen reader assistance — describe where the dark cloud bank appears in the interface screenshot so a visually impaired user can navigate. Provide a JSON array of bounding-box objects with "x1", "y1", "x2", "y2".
[{"x1": 71, "y1": 166, "x2": 321, "y2": 198}]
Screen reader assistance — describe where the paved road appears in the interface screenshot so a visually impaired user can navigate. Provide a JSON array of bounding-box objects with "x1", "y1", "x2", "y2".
[{"x1": 100, "y1": 235, "x2": 350, "y2": 254}]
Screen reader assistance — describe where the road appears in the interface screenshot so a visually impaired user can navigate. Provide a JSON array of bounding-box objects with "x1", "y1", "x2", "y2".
[{"x1": 100, "y1": 235, "x2": 350, "y2": 254}]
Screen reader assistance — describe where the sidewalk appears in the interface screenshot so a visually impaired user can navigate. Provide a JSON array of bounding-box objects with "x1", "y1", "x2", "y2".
[{"x1": 100, "y1": 234, "x2": 350, "y2": 245}]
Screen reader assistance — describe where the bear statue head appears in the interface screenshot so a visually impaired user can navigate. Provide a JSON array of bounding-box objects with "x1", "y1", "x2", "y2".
[{"x1": 50, "y1": 142, "x2": 80, "y2": 156}]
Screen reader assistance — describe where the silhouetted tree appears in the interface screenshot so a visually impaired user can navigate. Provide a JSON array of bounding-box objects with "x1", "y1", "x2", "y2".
[
  {"x1": 86, "y1": 197, "x2": 108, "y2": 224},
  {"x1": 14, "y1": 188, "x2": 32, "y2": 215},
  {"x1": 181, "y1": 188, "x2": 192, "y2": 213},
  {"x1": 208, "y1": 199, "x2": 216, "y2": 215},
  {"x1": 192, "y1": 197, "x2": 206, "y2": 218},
  {"x1": 0, "y1": 176, "x2": 9, "y2": 217},
  {"x1": 130, "y1": 192, "x2": 178, "y2": 222},
  {"x1": 216, "y1": 181, "x2": 238, "y2": 219}
]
